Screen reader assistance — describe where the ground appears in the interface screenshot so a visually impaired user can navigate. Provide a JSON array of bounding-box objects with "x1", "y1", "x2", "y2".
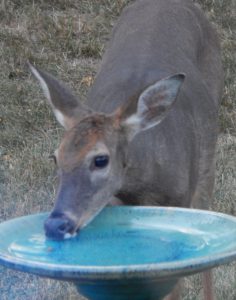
[{"x1": 0, "y1": 0, "x2": 235, "y2": 299}]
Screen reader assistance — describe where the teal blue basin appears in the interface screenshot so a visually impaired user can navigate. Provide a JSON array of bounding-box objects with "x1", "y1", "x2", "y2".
[{"x1": 0, "y1": 207, "x2": 236, "y2": 300}]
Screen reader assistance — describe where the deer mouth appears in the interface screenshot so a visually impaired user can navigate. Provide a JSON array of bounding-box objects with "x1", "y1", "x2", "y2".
[{"x1": 44, "y1": 214, "x2": 78, "y2": 240}]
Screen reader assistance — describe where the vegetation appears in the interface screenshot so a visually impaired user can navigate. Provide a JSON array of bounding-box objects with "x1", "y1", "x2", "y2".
[{"x1": 0, "y1": 0, "x2": 235, "y2": 299}]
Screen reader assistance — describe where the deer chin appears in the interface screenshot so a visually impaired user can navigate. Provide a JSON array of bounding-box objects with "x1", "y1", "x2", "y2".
[
  {"x1": 62, "y1": 202, "x2": 121, "y2": 240},
  {"x1": 80, "y1": 206, "x2": 107, "y2": 229},
  {"x1": 61, "y1": 206, "x2": 107, "y2": 240}
]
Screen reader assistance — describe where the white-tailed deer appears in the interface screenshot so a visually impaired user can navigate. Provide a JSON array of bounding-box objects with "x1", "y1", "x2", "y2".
[{"x1": 29, "y1": 0, "x2": 222, "y2": 299}]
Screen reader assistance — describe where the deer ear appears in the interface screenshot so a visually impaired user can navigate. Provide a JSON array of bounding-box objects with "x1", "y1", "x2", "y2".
[
  {"x1": 29, "y1": 63, "x2": 92, "y2": 129},
  {"x1": 122, "y1": 74, "x2": 185, "y2": 140}
]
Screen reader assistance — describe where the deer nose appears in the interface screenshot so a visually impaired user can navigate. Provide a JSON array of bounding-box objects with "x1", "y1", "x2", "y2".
[{"x1": 44, "y1": 215, "x2": 76, "y2": 240}]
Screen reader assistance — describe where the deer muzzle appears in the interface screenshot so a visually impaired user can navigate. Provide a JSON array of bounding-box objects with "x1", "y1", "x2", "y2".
[{"x1": 44, "y1": 214, "x2": 77, "y2": 240}]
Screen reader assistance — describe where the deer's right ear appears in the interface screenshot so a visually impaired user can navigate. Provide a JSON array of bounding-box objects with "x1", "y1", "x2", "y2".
[
  {"x1": 119, "y1": 74, "x2": 185, "y2": 141},
  {"x1": 29, "y1": 63, "x2": 92, "y2": 130}
]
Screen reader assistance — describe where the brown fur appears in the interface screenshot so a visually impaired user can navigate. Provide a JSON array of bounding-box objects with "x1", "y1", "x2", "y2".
[{"x1": 58, "y1": 115, "x2": 113, "y2": 171}]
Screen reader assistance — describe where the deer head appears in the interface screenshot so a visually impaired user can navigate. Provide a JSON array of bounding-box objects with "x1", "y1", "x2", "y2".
[{"x1": 29, "y1": 64, "x2": 184, "y2": 239}]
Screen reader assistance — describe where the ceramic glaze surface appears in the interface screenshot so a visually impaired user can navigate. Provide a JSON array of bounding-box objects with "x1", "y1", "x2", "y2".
[
  {"x1": 0, "y1": 207, "x2": 236, "y2": 282},
  {"x1": 0, "y1": 217, "x2": 217, "y2": 266}
]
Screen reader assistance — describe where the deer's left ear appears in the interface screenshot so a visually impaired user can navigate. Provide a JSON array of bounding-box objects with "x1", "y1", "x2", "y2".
[
  {"x1": 29, "y1": 63, "x2": 92, "y2": 130},
  {"x1": 121, "y1": 74, "x2": 185, "y2": 141}
]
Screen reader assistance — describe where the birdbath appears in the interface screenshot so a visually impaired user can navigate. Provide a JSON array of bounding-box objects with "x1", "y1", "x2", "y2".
[{"x1": 0, "y1": 207, "x2": 236, "y2": 300}]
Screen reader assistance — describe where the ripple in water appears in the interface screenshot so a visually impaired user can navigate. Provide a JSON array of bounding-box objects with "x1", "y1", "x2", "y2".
[{"x1": 8, "y1": 226, "x2": 211, "y2": 266}]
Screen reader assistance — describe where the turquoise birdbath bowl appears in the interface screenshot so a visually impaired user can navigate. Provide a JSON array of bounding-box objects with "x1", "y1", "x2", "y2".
[{"x1": 0, "y1": 207, "x2": 236, "y2": 300}]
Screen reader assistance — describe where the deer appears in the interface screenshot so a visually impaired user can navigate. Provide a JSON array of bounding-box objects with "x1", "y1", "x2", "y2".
[{"x1": 29, "y1": 0, "x2": 222, "y2": 299}]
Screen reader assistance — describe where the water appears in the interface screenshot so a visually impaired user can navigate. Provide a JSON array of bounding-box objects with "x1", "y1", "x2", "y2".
[
  {"x1": 1, "y1": 208, "x2": 235, "y2": 269},
  {"x1": 7, "y1": 224, "x2": 211, "y2": 267}
]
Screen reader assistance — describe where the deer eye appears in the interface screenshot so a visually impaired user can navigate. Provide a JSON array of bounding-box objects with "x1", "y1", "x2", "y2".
[{"x1": 94, "y1": 155, "x2": 109, "y2": 169}]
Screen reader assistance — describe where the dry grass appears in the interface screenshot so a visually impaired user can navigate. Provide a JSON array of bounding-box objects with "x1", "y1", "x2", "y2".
[{"x1": 0, "y1": 0, "x2": 235, "y2": 299}]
